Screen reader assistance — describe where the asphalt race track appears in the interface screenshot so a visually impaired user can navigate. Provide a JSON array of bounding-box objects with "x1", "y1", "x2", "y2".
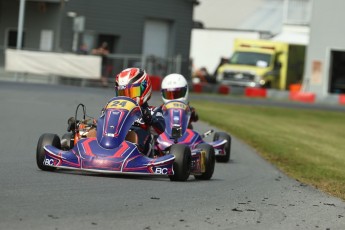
[{"x1": 1, "y1": 81, "x2": 344, "y2": 230}]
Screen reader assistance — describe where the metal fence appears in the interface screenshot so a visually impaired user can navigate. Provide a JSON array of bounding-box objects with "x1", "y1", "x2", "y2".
[
  {"x1": 104, "y1": 53, "x2": 182, "y2": 79},
  {"x1": 0, "y1": 47, "x2": 183, "y2": 86}
]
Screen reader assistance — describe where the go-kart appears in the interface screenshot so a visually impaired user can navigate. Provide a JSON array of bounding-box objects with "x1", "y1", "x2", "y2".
[
  {"x1": 36, "y1": 96, "x2": 208, "y2": 181},
  {"x1": 156, "y1": 100, "x2": 231, "y2": 163}
]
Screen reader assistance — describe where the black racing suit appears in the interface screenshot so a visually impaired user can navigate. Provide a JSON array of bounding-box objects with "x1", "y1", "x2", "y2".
[
  {"x1": 187, "y1": 105, "x2": 199, "y2": 129},
  {"x1": 131, "y1": 102, "x2": 165, "y2": 156}
]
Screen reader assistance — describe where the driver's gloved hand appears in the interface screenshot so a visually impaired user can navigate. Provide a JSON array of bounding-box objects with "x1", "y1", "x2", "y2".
[
  {"x1": 190, "y1": 107, "x2": 199, "y2": 122},
  {"x1": 141, "y1": 106, "x2": 152, "y2": 125}
]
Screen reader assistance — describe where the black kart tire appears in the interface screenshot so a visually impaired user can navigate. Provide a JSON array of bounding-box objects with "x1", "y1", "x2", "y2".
[
  {"x1": 169, "y1": 144, "x2": 191, "y2": 181},
  {"x1": 36, "y1": 133, "x2": 61, "y2": 171},
  {"x1": 213, "y1": 132, "x2": 231, "y2": 163},
  {"x1": 194, "y1": 143, "x2": 215, "y2": 180}
]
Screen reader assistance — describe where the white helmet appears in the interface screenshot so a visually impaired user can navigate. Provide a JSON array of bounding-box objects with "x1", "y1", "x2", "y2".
[{"x1": 161, "y1": 73, "x2": 189, "y2": 104}]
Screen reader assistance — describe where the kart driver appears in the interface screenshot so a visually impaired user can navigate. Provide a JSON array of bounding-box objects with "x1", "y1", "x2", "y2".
[
  {"x1": 160, "y1": 73, "x2": 199, "y2": 129},
  {"x1": 114, "y1": 67, "x2": 165, "y2": 156}
]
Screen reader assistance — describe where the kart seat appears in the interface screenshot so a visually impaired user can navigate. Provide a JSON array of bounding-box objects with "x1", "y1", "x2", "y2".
[
  {"x1": 87, "y1": 128, "x2": 97, "y2": 138},
  {"x1": 125, "y1": 131, "x2": 138, "y2": 144}
]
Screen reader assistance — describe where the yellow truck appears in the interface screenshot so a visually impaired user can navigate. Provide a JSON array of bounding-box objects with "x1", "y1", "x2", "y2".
[{"x1": 216, "y1": 38, "x2": 306, "y2": 90}]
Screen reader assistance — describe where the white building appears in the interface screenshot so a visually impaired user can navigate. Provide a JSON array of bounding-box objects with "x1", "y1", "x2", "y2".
[{"x1": 303, "y1": 0, "x2": 345, "y2": 99}]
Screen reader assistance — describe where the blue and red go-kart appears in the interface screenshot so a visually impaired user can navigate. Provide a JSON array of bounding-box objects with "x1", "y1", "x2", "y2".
[
  {"x1": 36, "y1": 96, "x2": 209, "y2": 181},
  {"x1": 156, "y1": 100, "x2": 232, "y2": 164}
]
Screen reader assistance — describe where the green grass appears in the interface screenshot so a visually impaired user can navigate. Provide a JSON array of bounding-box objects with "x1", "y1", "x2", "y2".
[{"x1": 192, "y1": 100, "x2": 345, "y2": 200}]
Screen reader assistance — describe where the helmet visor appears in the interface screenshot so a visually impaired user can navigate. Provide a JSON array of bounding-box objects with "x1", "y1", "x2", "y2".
[
  {"x1": 115, "y1": 83, "x2": 141, "y2": 98},
  {"x1": 161, "y1": 86, "x2": 187, "y2": 100}
]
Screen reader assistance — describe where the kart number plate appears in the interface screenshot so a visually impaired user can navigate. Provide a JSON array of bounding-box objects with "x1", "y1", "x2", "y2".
[
  {"x1": 165, "y1": 101, "x2": 187, "y2": 110},
  {"x1": 106, "y1": 99, "x2": 136, "y2": 111}
]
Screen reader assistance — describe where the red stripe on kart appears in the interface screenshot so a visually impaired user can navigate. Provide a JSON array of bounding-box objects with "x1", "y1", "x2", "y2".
[
  {"x1": 160, "y1": 132, "x2": 169, "y2": 141},
  {"x1": 82, "y1": 138, "x2": 96, "y2": 156},
  {"x1": 113, "y1": 141, "x2": 129, "y2": 158},
  {"x1": 183, "y1": 129, "x2": 194, "y2": 143}
]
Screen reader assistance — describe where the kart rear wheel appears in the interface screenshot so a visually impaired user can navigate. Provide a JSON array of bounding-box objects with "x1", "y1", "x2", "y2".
[
  {"x1": 36, "y1": 133, "x2": 61, "y2": 171},
  {"x1": 169, "y1": 144, "x2": 191, "y2": 181},
  {"x1": 194, "y1": 143, "x2": 215, "y2": 180},
  {"x1": 213, "y1": 132, "x2": 231, "y2": 163}
]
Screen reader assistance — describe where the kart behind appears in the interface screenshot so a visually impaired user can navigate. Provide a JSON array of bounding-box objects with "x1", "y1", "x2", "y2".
[
  {"x1": 36, "y1": 97, "x2": 209, "y2": 181},
  {"x1": 156, "y1": 100, "x2": 232, "y2": 164}
]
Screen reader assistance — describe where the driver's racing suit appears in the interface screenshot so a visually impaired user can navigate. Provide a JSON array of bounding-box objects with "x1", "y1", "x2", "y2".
[{"x1": 130, "y1": 102, "x2": 165, "y2": 156}]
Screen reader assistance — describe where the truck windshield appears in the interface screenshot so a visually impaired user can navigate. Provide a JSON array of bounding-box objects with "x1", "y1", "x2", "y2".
[{"x1": 230, "y1": 51, "x2": 272, "y2": 67}]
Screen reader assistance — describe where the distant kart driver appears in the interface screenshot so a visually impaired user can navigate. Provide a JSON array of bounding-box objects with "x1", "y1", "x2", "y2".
[{"x1": 160, "y1": 73, "x2": 199, "y2": 129}]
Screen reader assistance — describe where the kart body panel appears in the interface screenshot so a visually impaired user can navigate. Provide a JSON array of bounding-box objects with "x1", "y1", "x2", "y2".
[
  {"x1": 43, "y1": 138, "x2": 175, "y2": 175},
  {"x1": 41, "y1": 97, "x2": 176, "y2": 176}
]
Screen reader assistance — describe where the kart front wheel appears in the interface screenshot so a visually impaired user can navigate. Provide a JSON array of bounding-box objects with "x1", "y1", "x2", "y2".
[
  {"x1": 194, "y1": 143, "x2": 215, "y2": 180},
  {"x1": 213, "y1": 132, "x2": 231, "y2": 163},
  {"x1": 169, "y1": 144, "x2": 191, "y2": 181},
  {"x1": 36, "y1": 133, "x2": 61, "y2": 171}
]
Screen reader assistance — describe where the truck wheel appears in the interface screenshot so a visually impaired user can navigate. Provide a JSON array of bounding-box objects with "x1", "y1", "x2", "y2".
[
  {"x1": 36, "y1": 133, "x2": 61, "y2": 171},
  {"x1": 169, "y1": 144, "x2": 191, "y2": 181},
  {"x1": 213, "y1": 132, "x2": 231, "y2": 163},
  {"x1": 61, "y1": 132, "x2": 74, "y2": 150},
  {"x1": 194, "y1": 143, "x2": 215, "y2": 180}
]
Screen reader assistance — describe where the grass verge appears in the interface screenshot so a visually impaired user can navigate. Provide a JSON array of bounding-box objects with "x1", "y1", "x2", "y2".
[{"x1": 192, "y1": 100, "x2": 345, "y2": 200}]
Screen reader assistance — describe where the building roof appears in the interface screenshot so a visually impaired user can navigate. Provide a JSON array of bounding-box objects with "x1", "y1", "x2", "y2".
[
  {"x1": 238, "y1": 0, "x2": 284, "y2": 35},
  {"x1": 194, "y1": 0, "x2": 311, "y2": 36},
  {"x1": 271, "y1": 24, "x2": 310, "y2": 45}
]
